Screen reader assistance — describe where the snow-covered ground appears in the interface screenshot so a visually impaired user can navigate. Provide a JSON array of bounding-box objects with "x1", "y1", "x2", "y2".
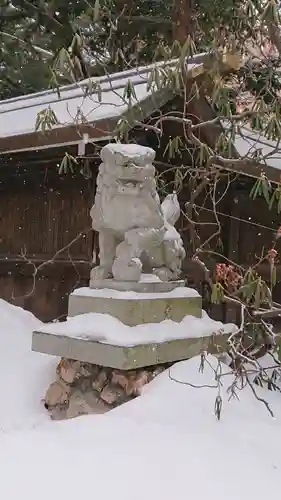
[
  {"x1": 0, "y1": 299, "x2": 57, "y2": 432},
  {"x1": 1, "y1": 298, "x2": 281, "y2": 499}
]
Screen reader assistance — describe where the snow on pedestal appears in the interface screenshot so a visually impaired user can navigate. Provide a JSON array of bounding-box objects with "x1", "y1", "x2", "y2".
[
  {"x1": 33, "y1": 310, "x2": 236, "y2": 420},
  {"x1": 68, "y1": 283, "x2": 202, "y2": 325},
  {"x1": 33, "y1": 309, "x2": 235, "y2": 365}
]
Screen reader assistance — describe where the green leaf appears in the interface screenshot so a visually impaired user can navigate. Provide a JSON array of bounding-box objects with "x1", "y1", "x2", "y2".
[
  {"x1": 245, "y1": 0, "x2": 256, "y2": 18},
  {"x1": 147, "y1": 70, "x2": 154, "y2": 92},
  {"x1": 278, "y1": 193, "x2": 281, "y2": 214},
  {"x1": 70, "y1": 34, "x2": 82, "y2": 53},
  {"x1": 58, "y1": 153, "x2": 78, "y2": 175},
  {"x1": 271, "y1": 265, "x2": 277, "y2": 287},
  {"x1": 251, "y1": 114, "x2": 263, "y2": 132},
  {"x1": 261, "y1": 0, "x2": 279, "y2": 24},
  {"x1": 249, "y1": 180, "x2": 257, "y2": 199},
  {"x1": 58, "y1": 155, "x2": 67, "y2": 175},
  {"x1": 115, "y1": 117, "x2": 130, "y2": 141},
  {"x1": 211, "y1": 284, "x2": 218, "y2": 304},
  {"x1": 239, "y1": 280, "x2": 257, "y2": 301},
  {"x1": 261, "y1": 176, "x2": 271, "y2": 204},
  {"x1": 180, "y1": 35, "x2": 196, "y2": 59},
  {"x1": 171, "y1": 40, "x2": 182, "y2": 58},
  {"x1": 269, "y1": 190, "x2": 277, "y2": 210},
  {"x1": 35, "y1": 114, "x2": 42, "y2": 132},
  {"x1": 253, "y1": 278, "x2": 261, "y2": 309},
  {"x1": 94, "y1": 0, "x2": 100, "y2": 22},
  {"x1": 249, "y1": 179, "x2": 262, "y2": 200},
  {"x1": 262, "y1": 282, "x2": 273, "y2": 305},
  {"x1": 211, "y1": 283, "x2": 224, "y2": 304},
  {"x1": 123, "y1": 79, "x2": 137, "y2": 100},
  {"x1": 265, "y1": 115, "x2": 281, "y2": 141},
  {"x1": 198, "y1": 143, "x2": 210, "y2": 166},
  {"x1": 97, "y1": 83, "x2": 102, "y2": 103}
]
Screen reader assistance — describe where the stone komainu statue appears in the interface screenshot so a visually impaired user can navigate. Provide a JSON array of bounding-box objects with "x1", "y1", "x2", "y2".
[{"x1": 90, "y1": 143, "x2": 186, "y2": 283}]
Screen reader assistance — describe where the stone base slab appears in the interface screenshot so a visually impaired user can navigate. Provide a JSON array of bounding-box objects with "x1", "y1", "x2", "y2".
[
  {"x1": 90, "y1": 273, "x2": 185, "y2": 293},
  {"x1": 68, "y1": 287, "x2": 202, "y2": 326},
  {"x1": 32, "y1": 329, "x2": 229, "y2": 370}
]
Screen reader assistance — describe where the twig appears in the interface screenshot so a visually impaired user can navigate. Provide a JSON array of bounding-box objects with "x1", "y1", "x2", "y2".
[
  {"x1": 245, "y1": 372, "x2": 275, "y2": 417},
  {"x1": 12, "y1": 228, "x2": 92, "y2": 300}
]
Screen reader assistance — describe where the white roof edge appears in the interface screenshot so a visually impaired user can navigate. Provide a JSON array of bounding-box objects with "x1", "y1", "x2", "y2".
[
  {"x1": 0, "y1": 136, "x2": 111, "y2": 156},
  {"x1": 0, "y1": 61, "x2": 204, "y2": 116},
  {"x1": 0, "y1": 52, "x2": 209, "y2": 108},
  {"x1": 0, "y1": 54, "x2": 208, "y2": 154},
  {"x1": 0, "y1": 75, "x2": 150, "y2": 115},
  {"x1": 223, "y1": 120, "x2": 281, "y2": 154}
]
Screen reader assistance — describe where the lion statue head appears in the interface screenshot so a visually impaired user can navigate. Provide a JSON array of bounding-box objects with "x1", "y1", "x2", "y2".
[{"x1": 91, "y1": 144, "x2": 164, "y2": 234}]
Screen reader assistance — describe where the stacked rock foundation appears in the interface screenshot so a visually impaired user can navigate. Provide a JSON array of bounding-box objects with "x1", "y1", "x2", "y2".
[{"x1": 44, "y1": 358, "x2": 168, "y2": 420}]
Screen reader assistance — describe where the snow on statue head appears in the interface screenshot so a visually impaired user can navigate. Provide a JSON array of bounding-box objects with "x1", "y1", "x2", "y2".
[{"x1": 90, "y1": 143, "x2": 186, "y2": 283}]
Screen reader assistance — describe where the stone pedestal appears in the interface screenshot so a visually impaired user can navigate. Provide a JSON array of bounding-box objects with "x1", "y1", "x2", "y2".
[
  {"x1": 32, "y1": 309, "x2": 235, "y2": 419},
  {"x1": 32, "y1": 328, "x2": 230, "y2": 370},
  {"x1": 68, "y1": 281, "x2": 202, "y2": 327},
  {"x1": 31, "y1": 144, "x2": 237, "y2": 422}
]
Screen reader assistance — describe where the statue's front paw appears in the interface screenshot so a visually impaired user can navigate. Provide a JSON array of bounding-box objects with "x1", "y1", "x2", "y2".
[
  {"x1": 90, "y1": 266, "x2": 112, "y2": 281},
  {"x1": 112, "y1": 257, "x2": 142, "y2": 281},
  {"x1": 153, "y1": 267, "x2": 173, "y2": 282}
]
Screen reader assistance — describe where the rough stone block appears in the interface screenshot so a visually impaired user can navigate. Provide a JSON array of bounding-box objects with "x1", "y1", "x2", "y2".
[
  {"x1": 68, "y1": 287, "x2": 202, "y2": 326},
  {"x1": 32, "y1": 329, "x2": 229, "y2": 370},
  {"x1": 44, "y1": 380, "x2": 71, "y2": 410},
  {"x1": 66, "y1": 389, "x2": 110, "y2": 419}
]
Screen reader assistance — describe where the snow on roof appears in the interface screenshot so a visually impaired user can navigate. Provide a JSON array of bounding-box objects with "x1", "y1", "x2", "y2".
[
  {"x1": 221, "y1": 120, "x2": 281, "y2": 181},
  {"x1": 0, "y1": 59, "x2": 203, "y2": 142},
  {"x1": 234, "y1": 126, "x2": 281, "y2": 173}
]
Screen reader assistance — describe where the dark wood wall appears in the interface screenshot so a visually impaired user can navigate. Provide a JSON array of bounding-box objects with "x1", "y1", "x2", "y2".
[
  {"x1": 0, "y1": 151, "x2": 95, "y2": 321},
  {"x1": 224, "y1": 189, "x2": 281, "y2": 324},
  {"x1": 178, "y1": 183, "x2": 281, "y2": 323}
]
